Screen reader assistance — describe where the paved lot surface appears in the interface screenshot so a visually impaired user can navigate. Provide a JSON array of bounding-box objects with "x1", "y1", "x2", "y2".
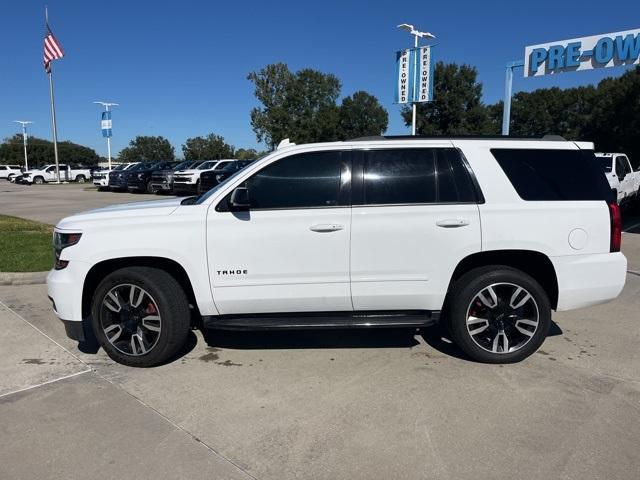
[
  {"x1": 0, "y1": 181, "x2": 175, "y2": 225},
  {"x1": 0, "y1": 243, "x2": 639, "y2": 479},
  {"x1": 1, "y1": 180, "x2": 640, "y2": 479}
]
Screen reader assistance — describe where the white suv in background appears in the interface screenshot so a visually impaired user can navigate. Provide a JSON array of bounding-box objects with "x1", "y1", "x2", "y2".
[
  {"x1": 0, "y1": 164, "x2": 22, "y2": 180},
  {"x1": 172, "y1": 159, "x2": 235, "y2": 194},
  {"x1": 47, "y1": 136, "x2": 627, "y2": 367},
  {"x1": 596, "y1": 152, "x2": 640, "y2": 208}
]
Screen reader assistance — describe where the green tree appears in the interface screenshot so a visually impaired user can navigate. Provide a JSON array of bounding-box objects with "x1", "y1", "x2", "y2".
[
  {"x1": 234, "y1": 148, "x2": 264, "y2": 160},
  {"x1": 338, "y1": 91, "x2": 388, "y2": 139},
  {"x1": 582, "y1": 67, "x2": 640, "y2": 162},
  {"x1": 118, "y1": 136, "x2": 175, "y2": 162},
  {"x1": 182, "y1": 133, "x2": 235, "y2": 160},
  {"x1": 504, "y1": 86, "x2": 597, "y2": 138},
  {"x1": 0, "y1": 135, "x2": 100, "y2": 167},
  {"x1": 248, "y1": 63, "x2": 341, "y2": 148},
  {"x1": 403, "y1": 62, "x2": 495, "y2": 135}
]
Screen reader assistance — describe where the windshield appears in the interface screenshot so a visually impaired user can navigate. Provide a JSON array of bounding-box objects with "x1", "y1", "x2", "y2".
[
  {"x1": 197, "y1": 161, "x2": 217, "y2": 170},
  {"x1": 173, "y1": 160, "x2": 193, "y2": 170},
  {"x1": 596, "y1": 157, "x2": 612, "y2": 173},
  {"x1": 113, "y1": 164, "x2": 126, "y2": 171},
  {"x1": 194, "y1": 157, "x2": 266, "y2": 205}
]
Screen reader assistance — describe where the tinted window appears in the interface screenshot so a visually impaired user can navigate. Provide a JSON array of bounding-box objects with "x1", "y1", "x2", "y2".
[
  {"x1": 616, "y1": 156, "x2": 631, "y2": 176},
  {"x1": 491, "y1": 149, "x2": 610, "y2": 201},
  {"x1": 435, "y1": 149, "x2": 478, "y2": 203},
  {"x1": 364, "y1": 149, "x2": 436, "y2": 204},
  {"x1": 245, "y1": 151, "x2": 343, "y2": 209},
  {"x1": 597, "y1": 157, "x2": 613, "y2": 173},
  {"x1": 362, "y1": 148, "x2": 478, "y2": 205},
  {"x1": 627, "y1": 155, "x2": 640, "y2": 172}
]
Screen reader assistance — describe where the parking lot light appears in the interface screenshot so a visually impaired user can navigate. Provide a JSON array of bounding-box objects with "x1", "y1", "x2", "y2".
[{"x1": 13, "y1": 120, "x2": 33, "y2": 171}]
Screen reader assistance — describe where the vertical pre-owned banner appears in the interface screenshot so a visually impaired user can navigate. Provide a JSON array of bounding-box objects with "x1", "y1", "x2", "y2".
[
  {"x1": 415, "y1": 46, "x2": 433, "y2": 102},
  {"x1": 395, "y1": 47, "x2": 433, "y2": 104},
  {"x1": 101, "y1": 111, "x2": 113, "y2": 138},
  {"x1": 395, "y1": 49, "x2": 413, "y2": 104}
]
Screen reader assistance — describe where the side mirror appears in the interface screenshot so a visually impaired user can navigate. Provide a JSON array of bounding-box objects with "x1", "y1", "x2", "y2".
[{"x1": 229, "y1": 187, "x2": 250, "y2": 209}]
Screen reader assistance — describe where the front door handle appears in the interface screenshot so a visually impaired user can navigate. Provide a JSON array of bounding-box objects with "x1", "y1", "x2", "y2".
[
  {"x1": 436, "y1": 219, "x2": 470, "y2": 228},
  {"x1": 309, "y1": 224, "x2": 344, "y2": 233}
]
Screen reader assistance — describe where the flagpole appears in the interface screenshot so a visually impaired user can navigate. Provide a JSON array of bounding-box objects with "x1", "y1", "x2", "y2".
[
  {"x1": 45, "y1": 6, "x2": 61, "y2": 183},
  {"x1": 48, "y1": 68, "x2": 61, "y2": 183}
]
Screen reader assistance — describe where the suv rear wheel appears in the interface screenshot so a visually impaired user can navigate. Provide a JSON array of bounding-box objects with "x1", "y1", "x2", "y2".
[
  {"x1": 447, "y1": 266, "x2": 551, "y2": 363},
  {"x1": 90, "y1": 267, "x2": 190, "y2": 367}
]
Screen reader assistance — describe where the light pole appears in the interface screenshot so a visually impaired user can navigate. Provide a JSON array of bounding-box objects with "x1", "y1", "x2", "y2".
[
  {"x1": 13, "y1": 120, "x2": 34, "y2": 171},
  {"x1": 93, "y1": 101, "x2": 118, "y2": 169},
  {"x1": 397, "y1": 24, "x2": 436, "y2": 136}
]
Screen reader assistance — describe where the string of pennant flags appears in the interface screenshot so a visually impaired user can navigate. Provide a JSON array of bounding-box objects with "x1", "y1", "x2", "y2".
[{"x1": 394, "y1": 46, "x2": 434, "y2": 104}]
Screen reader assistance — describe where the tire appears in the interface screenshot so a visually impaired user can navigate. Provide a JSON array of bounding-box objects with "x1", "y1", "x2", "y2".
[
  {"x1": 76, "y1": 175, "x2": 86, "y2": 183},
  {"x1": 90, "y1": 266, "x2": 190, "y2": 367},
  {"x1": 446, "y1": 266, "x2": 551, "y2": 364},
  {"x1": 146, "y1": 181, "x2": 154, "y2": 194},
  {"x1": 33, "y1": 176, "x2": 44, "y2": 185},
  {"x1": 195, "y1": 180, "x2": 201, "y2": 195}
]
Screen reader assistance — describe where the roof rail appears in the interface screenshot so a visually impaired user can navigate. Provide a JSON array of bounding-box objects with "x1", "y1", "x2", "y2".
[{"x1": 349, "y1": 134, "x2": 568, "y2": 142}]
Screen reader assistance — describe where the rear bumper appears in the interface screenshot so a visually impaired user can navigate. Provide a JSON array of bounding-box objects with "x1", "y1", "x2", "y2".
[{"x1": 553, "y1": 252, "x2": 627, "y2": 311}]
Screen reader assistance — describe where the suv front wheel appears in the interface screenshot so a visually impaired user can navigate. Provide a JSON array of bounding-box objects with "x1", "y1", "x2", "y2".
[
  {"x1": 447, "y1": 266, "x2": 551, "y2": 363},
  {"x1": 90, "y1": 266, "x2": 190, "y2": 367}
]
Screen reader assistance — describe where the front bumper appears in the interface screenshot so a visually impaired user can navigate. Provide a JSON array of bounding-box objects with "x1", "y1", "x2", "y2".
[
  {"x1": 173, "y1": 181, "x2": 198, "y2": 193},
  {"x1": 93, "y1": 178, "x2": 108, "y2": 187},
  {"x1": 47, "y1": 260, "x2": 92, "y2": 323},
  {"x1": 553, "y1": 252, "x2": 627, "y2": 311}
]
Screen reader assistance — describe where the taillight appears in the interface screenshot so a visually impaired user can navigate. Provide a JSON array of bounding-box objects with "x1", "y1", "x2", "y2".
[{"x1": 608, "y1": 202, "x2": 621, "y2": 252}]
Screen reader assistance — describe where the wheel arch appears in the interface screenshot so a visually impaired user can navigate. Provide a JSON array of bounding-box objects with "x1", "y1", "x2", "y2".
[
  {"x1": 82, "y1": 256, "x2": 199, "y2": 320},
  {"x1": 448, "y1": 250, "x2": 559, "y2": 309}
]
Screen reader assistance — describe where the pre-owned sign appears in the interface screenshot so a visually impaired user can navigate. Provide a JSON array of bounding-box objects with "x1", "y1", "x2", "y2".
[{"x1": 524, "y1": 28, "x2": 640, "y2": 77}]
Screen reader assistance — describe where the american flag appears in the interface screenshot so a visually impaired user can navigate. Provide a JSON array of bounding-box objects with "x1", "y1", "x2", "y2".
[{"x1": 43, "y1": 24, "x2": 64, "y2": 73}]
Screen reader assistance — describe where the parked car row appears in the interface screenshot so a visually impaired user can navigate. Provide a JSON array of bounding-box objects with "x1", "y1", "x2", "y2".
[
  {"x1": 92, "y1": 158, "x2": 256, "y2": 195},
  {"x1": 7, "y1": 164, "x2": 93, "y2": 184}
]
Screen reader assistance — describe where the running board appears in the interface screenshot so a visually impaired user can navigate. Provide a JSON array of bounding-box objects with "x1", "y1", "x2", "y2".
[{"x1": 202, "y1": 310, "x2": 440, "y2": 331}]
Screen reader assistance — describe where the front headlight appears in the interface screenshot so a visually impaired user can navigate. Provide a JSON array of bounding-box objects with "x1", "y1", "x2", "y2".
[
  {"x1": 53, "y1": 232, "x2": 82, "y2": 270},
  {"x1": 137, "y1": 173, "x2": 144, "y2": 179}
]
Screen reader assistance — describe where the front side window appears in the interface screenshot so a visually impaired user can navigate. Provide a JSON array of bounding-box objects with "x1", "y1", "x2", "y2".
[
  {"x1": 616, "y1": 156, "x2": 631, "y2": 176},
  {"x1": 244, "y1": 151, "x2": 344, "y2": 209},
  {"x1": 627, "y1": 155, "x2": 640, "y2": 172}
]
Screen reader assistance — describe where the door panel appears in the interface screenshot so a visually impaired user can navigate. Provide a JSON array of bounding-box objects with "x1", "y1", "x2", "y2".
[
  {"x1": 207, "y1": 149, "x2": 352, "y2": 315},
  {"x1": 350, "y1": 205, "x2": 480, "y2": 310}
]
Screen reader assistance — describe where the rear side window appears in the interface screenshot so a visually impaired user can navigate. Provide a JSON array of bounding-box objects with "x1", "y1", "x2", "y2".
[
  {"x1": 491, "y1": 149, "x2": 610, "y2": 201},
  {"x1": 362, "y1": 148, "x2": 478, "y2": 205},
  {"x1": 245, "y1": 151, "x2": 344, "y2": 209}
]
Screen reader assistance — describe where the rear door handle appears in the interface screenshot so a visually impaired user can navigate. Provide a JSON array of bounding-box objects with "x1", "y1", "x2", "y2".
[
  {"x1": 436, "y1": 219, "x2": 470, "y2": 228},
  {"x1": 309, "y1": 224, "x2": 344, "y2": 233}
]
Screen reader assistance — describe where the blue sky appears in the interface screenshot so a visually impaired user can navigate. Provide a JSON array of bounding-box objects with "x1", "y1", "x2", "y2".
[{"x1": 1, "y1": 0, "x2": 638, "y2": 158}]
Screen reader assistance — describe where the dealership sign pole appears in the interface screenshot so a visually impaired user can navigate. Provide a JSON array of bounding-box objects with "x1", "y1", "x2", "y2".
[
  {"x1": 94, "y1": 101, "x2": 118, "y2": 169},
  {"x1": 502, "y1": 28, "x2": 640, "y2": 135},
  {"x1": 396, "y1": 24, "x2": 435, "y2": 135}
]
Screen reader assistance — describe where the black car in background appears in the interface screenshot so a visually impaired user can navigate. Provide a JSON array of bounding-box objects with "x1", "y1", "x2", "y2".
[
  {"x1": 150, "y1": 160, "x2": 203, "y2": 194},
  {"x1": 109, "y1": 162, "x2": 153, "y2": 190},
  {"x1": 198, "y1": 159, "x2": 255, "y2": 194},
  {"x1": 126, "y1": 161, "x2": 181, "y2": 193}
]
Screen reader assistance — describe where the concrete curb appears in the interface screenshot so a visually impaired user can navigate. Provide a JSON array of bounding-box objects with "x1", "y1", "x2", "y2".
[{"x1": 0, "y1": 271, "x2": 48, "y2": 286}]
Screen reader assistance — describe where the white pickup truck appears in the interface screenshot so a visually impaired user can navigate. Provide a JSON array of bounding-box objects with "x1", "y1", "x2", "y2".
[
  {"x1": 21, "y1": 164, "x2": 92, "y2": 185},
  {"x1": 596, "y1": 153, "x2": 640, "y2": 208}
]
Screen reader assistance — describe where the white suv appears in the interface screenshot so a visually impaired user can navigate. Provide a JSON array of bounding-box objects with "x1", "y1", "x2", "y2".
[
  {"x1": 47, "y1": 137, "x2": 627, "y2": 367},
  {"x1": 0, "y1": 164, "x2": 22, "y2": 180}
]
